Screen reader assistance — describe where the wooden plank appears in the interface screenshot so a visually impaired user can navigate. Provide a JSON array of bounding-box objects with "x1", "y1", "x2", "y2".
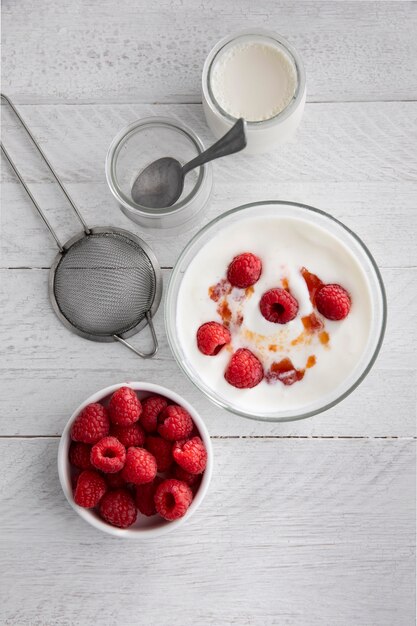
[
  {"x1": 0, "y1": 366, "x2": 414, "y2": 439},
  {"x1": 1, "y1": 3, "x2": 415, "y2": 625},
  {"x1": 0, "y1": 268, "x2": 415, "y2": 438},
  {"x1": 2, "y1": 1, "x2": 417, "y2": 103},
  {"x1": 0, "y1": 268, "x2": 412, "y2": 370},
  {"x1": 3, "y1": 103, "x2": 416, "y2": 186},
  {"x1": 3, "y1": 179, "x2": 416, "y2": 271},
  {"x1": 0, "y1": 438, "x2": 415, "y2": 625},
  {"x1": 1, "y1": 102, "x2": 416, "y2": 270}
]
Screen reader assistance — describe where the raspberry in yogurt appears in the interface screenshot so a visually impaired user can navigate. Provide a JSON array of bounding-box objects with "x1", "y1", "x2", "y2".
[{"x1": 176, "y1": 214, "x2": 373, "y2": 415}]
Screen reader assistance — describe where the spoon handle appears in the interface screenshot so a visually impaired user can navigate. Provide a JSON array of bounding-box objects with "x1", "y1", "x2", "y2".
[{"x1": 182, "y1": 118, "x2": 247, "y2": 175}]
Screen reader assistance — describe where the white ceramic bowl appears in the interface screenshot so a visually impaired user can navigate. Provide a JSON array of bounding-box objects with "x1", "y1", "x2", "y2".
[{"x1": 58, "y1": 382, "x2": 213, "y2": 539}]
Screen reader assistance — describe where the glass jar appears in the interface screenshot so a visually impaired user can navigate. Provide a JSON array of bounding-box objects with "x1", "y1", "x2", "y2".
[
  {"x1": 202, "y1": 30, "x2": 306, "y2": 154},
  {"x1": 106, "y1": 117, "x2": 213, "y2": 231}
]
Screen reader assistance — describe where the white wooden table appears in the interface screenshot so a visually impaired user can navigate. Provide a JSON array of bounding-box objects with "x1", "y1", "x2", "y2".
[{"x1": 1, "y1": 1, "x2": 416, "y2": 624}]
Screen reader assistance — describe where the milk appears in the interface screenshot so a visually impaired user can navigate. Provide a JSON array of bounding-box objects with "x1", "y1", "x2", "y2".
[
  {"x1": 202, "y1": 31, "x2": 306, "y2": 154},
  {"x1": 210, "y1": 41, "x2": 297, "y2": 122}
]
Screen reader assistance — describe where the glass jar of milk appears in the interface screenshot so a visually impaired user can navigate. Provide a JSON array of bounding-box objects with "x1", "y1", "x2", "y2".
[{"x1": 202, "y1": 30, "x2": 306, "y2": 154}]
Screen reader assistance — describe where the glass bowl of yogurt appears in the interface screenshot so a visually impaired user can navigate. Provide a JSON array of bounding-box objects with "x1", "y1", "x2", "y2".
[
  {"x1": 165, "y1": 201, "x2": 386, "y2": 423},
  {"x1": 202, "y1": 30, "x2": 306, "y2": 154}
]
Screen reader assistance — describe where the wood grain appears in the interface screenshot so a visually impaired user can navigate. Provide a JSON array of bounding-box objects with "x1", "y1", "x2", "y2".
[
  {"x1": 0, "y1": 267, "x2": 415, "y2": 437},
  {"x1": 3, "y1": 103, "x2": 416, "y2": 186},
  {"x1": 0, "y1": 438, "x2": 415, "y2": 626},
  {"x1": 2, "y1": 1, "x2": 417, "y2": 103},
  {"x1": 1, "y1": 102, "x2": 416, "y2": 269},
  {"x1": 1, "y1": 2, "x2": 416, "y2": 623},
  {"x1": 0, "y1": 365, "x2": 415, "y2": 439}
]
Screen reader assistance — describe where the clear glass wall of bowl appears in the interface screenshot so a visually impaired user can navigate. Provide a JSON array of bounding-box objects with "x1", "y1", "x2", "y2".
[
  {"x1": 165, "y1": 201, "x2": 386, "y2": 422},
  {"x1": 106, "y1": 117, "x2": 213, "y2": 230}
]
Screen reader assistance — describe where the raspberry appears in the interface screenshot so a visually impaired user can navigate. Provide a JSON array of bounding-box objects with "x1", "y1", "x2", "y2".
[
  {"x1": 154, "y1": 479, "x2": 193, "y2": 521},
  {"x1": 73, "y1": 469, "x2": 107, "y2": 508},
  {"x1": 69, "y1": 442, "x2": 92, "y2": 470},
  {"x1": 108, "y1": 386, "x2": 142, "y2": 426},
  {"x1": 158, "y1": 405, "x2": 193, "y2": 441},
  {"x1": 224, "y1": 348, "x2": 264, "y2": 389},
  {"x1": 173, "y1": 464, "x2": 202, "y2": 490},
  {"x1": 259, "y1": 288, "x2": 299, "y2": 324},
  {"x1": 71, "y1": 403, "x2": 110, "y2": 444},
  {"x1": 134, "y1": 476, "x2": 163, "y2": 517},
  {"x1": 173, "y1": 437, "x2": 207, "y2": 474},
  {"x1": 71, "y1": 471, "x2": 81, "y2": 491},
  {"x1": 141, "y1": 395, "x2": 168, "y2": 433},
  {"x1": 189, "y1": 423, "x2": 201, "y2": 439},
  {"x1": 90, "y1": 436, "x2": 126, "y2": 474},
  {"x1": 105, "y1": 471, "x2": 126, "y2": 490},
  {"x1": 227, "y1": 252, "x2": 262, "y2": 288},
  {"x1": 196, "y1": 321, "x2": 231, "y2": 356},
  {"x1": 145, "y1": 436, "x2": 173, "y2": 472},
  {"x1": 316, "y1": 284, "x2": 351, "y2": 321},
  {"x1": 111, "y1": 423, "x2": 145, "y2": 448},
  {"x1": 98, "y1": 488, "x2": 137, "y2": 528},
  {"x1": 122, "y1": 447, "x2": 157, "y2": 485}
]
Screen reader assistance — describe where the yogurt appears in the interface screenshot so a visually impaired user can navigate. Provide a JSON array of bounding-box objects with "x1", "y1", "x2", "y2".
[{"x1": 176, "y1": 214, "x2": 373, "y2": 416}]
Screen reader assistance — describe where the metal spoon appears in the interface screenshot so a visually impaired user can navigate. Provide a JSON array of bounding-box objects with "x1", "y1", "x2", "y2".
[{"x1": 131, "y1": 118, "x2": 247, "y2": 209}]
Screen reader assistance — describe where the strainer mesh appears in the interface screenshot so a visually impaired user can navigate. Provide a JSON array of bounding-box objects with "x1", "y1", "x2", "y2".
[{"x1": 54, "y1": 232, "x2": 156, "y2": 336}]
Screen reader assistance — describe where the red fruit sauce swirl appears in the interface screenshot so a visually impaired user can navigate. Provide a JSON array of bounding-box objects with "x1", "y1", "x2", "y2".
[
  {"x1": 300, "y1": 267, "x2": 323, "y2": 305},
  {"x1": 208, "y1": 279, "x2": 232, "y2": 302},
  {"x1": 265, "y1": 358, "x2": 305, "y2": 386},
  {"x1": 301, "y1": 312, "x2": 324, "y2": 333}
]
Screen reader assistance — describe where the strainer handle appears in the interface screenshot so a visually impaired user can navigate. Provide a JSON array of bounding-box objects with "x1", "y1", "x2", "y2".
[
  {"x1": 113, "y1": 312, "x2": 158, "y2": 359},
  {"x1": 1, "y1": 141, "x2": 65, "y2": 252},
  {"x1": 0, "y1": 93, "x2": 90, "y2": 245}
]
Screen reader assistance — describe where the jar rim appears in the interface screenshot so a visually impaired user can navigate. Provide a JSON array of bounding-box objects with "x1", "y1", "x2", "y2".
[
  {"x1": 105, "y1": 117, "x2": 212, "y2": 217},
  {"x1": 202, "y1": 29, "x2": 306, "y2": 129}
]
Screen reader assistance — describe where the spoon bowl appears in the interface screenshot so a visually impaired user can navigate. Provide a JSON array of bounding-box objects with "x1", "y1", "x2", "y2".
[
  {"x1": 131, "y1": 118, "x2": 246, "y2": 209},
  {"x1": 131, "y1": 157, "x2": 183, "y2": 209}
]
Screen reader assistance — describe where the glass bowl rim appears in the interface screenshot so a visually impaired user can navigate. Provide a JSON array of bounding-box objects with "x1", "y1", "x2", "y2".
[
  {"x1": 105, "y1": 116, "x2": 212, "y2": 217},
  {"x1": 165, "y1": 200, "x2": 387, "y2": 423},
  {"x1": 202, "y1": 29, "x2": 306, "y2": 128}
]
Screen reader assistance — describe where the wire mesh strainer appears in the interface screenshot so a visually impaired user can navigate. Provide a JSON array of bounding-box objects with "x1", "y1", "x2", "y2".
[{"x1": 1, "y1": 94, "x2": 162, "y2": 357}]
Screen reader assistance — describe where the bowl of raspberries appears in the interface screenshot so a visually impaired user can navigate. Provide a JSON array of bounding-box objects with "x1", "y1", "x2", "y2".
[{"x1": 58, "y1": 383, "x2": 212, "y2": 537}]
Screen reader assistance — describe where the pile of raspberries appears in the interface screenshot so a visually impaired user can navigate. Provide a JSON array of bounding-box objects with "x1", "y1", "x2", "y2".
[{"x1": 69, "y1": 386, "x2": 207, "y2": 528}]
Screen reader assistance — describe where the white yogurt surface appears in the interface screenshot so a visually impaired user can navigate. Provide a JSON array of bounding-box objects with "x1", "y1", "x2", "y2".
[
  {"x1": 176, "y1": 215, "x2": 373, "y2": 415},
  {"x1": 210, "y1": 40, "x2": 297, "y2": 122}
]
